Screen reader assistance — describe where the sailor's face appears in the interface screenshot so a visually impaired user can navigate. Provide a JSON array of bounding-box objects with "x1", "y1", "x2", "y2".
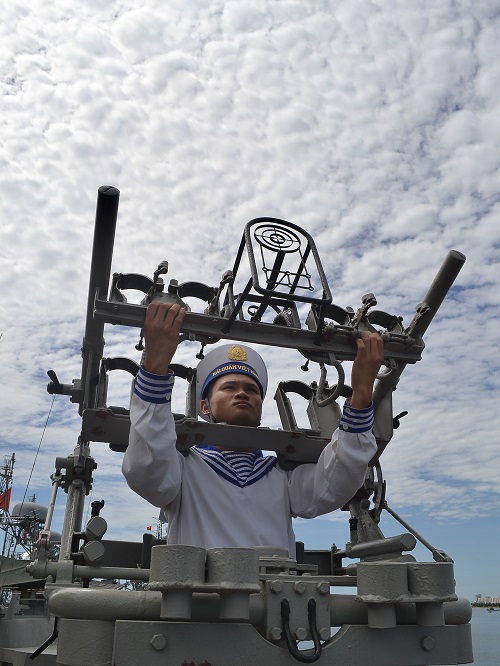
[{"x1": 201, "y1": 373, "x2": 263, "y2": 427}]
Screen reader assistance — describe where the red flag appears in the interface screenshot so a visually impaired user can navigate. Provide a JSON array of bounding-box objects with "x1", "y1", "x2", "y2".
[
  {"x1": 146, "y1": 525, "x2": 152, "y2": 531},
  {"x1": 0, "y1": 488, "x2": 11, "y2": 509}
]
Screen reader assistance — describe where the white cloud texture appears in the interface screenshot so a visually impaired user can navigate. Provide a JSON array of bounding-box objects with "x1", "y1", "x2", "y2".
[{"x1": 1, "y1": 0, "x2": 499, "y2": 599}]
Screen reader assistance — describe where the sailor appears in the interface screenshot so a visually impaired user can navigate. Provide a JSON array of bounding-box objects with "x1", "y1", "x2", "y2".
[{"x1": 122, "y1": 302, "x2": 383, "y2": 556}]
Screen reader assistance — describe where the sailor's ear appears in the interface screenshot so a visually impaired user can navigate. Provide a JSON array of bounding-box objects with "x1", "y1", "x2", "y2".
[{"x1": 200, "y1": 399, "x2": 210, "y2": 415}]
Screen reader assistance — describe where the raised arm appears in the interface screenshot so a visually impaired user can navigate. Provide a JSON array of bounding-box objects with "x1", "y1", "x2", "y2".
[
  {"x1": 288, "y1": 331, "x2": 383, "y2": 517},
  {"x1": 122, "y1": 302, "x2": 186, "y2": 507}
]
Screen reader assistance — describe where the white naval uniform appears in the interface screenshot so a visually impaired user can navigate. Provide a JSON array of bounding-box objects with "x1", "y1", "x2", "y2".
[{"x1": 122, "y1": 368, "x2": 377, "y2": 557}]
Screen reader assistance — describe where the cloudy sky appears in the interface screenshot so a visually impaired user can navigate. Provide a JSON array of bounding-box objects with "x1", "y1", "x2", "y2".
[{"x1": 1, "y1": 1, "x2": 499, "y2": 602}]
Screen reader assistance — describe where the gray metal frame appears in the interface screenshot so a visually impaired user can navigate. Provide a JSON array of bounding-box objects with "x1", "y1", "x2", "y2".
[{"x1": 25, "y1": 186, "x2": 472, "y2": 666}]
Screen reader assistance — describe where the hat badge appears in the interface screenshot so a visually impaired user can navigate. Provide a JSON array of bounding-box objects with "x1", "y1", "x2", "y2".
[{"x1": 227, "y1": 345, "x2": 248, "y2": 361}]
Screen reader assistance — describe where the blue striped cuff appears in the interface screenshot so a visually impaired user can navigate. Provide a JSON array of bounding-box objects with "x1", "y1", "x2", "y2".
[
  {"x1": 134, "y1": 367, "x2": 174, "y2": 404},
  {"x1": 339, "y1": 400, "x2": 374, "y2": 433}
]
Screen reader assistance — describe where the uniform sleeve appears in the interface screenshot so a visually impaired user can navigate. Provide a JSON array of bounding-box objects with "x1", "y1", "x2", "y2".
[
  {"x1": 122, "y1": 368, "x2": 183, "y2": 508},
  {"x1": 287, "y1": 401, "x2": 377, "y2": 518}
]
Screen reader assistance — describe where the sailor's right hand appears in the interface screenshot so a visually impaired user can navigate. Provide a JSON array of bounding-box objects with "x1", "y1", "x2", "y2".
[{"x1": 142, "y1": 302, "x2": 186, "y2": 375}]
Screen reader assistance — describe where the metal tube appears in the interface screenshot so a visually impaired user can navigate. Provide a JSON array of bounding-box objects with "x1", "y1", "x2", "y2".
[
  {"x1": 58, "y1": 480, "x2": 86, "y2": 561},
  {"x1": 48, "y1": 587, "x2": 472, "y2": 627},
  {"x1": 382, "y1": 503, "x2": 451, "y2": 561},
  {"x1": 80, "y1": 186, "x2": 120, "y2": 413},
  {"x1": 43, "y1": 473, "x2": 61, "y2": 531},
  {"x1": 373, "y1": 250, "x2": 465, "y2": 409},
  {"x1": 337, "y1": 533, "x2": 417, "y2": 559},
  {"x1": 406, "y1": 250, "x2": 466, "y2": 338}
]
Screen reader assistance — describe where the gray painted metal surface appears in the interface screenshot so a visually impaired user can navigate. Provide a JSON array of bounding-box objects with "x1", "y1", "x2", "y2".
[
  {"x1": 1, "y1": 187, "x2": 473, "y2": 665},
  {"x1": 47, "y1": 544, "x2": 472, "y2": 665}
]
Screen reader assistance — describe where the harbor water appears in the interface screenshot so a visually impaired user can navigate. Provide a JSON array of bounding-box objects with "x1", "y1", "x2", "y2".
[{"x1": 470, "y1": 607, "x2": 500, "y2": 666}]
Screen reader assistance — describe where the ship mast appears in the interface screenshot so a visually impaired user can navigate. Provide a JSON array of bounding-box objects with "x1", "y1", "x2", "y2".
[
  {"x1": 0, "y1": 453, "x2": 15, "y2": 559},
  {"x1": 0, "y1": 453, "x2": 42, "y2": 561}
]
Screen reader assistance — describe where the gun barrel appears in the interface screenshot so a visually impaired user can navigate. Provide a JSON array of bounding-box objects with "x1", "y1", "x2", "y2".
[
  {"x1": 406, "y1": 249, "x2": 466, "y2": 338},
  {"x1": 80, "y1": 186, "x2": 120, "y2": 412},
  {"x1": 373, "y1": 250, "x2": 465, "y2": 410}
]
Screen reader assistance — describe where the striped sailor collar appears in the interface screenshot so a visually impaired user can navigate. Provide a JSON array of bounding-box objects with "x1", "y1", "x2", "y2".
[{"x1": 195, "y1": 445, "x2": 264, "y2": 458}]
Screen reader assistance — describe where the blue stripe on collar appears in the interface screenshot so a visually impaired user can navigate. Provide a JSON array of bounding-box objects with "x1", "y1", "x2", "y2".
[
  {"x1": 194, "y1": 447, "x2": 277, "y2": 487},
  {"x1": 196, "y1": 444, "x2": 264, "y2": 458}
]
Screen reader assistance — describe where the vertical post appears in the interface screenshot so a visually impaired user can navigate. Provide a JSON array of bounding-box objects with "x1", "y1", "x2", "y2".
[
  {"x1": 80, "y1": 186, "x2": 120, "y2": 414},
  {"x1": 57, "y1": 187, "x2": 119, "y2": 574},
  {"x1": 58, "y1": 444, "x2": 92, "y2": 562}
]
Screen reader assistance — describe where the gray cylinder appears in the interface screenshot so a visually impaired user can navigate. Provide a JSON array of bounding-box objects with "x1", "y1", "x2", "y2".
[{"x1": 148, "y1": 545, "x2": 206, "y2": 620}]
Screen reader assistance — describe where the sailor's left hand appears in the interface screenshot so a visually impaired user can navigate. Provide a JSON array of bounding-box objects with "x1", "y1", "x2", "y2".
[
  {"x1": 349, "y1": 331, "x2": 384, "y2": 409},
  {"x1": 142, "y1": 302, "x2": 186, "y2": 375}
]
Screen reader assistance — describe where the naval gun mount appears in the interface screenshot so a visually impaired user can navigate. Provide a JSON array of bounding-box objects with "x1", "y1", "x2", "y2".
[{"x1": 31, "y1": 186, "x2": 472, "y2": 665}]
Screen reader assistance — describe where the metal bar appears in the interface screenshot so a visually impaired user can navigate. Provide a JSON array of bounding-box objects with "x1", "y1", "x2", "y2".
[
  {"x1": 93, "y1": 299, "x2": 424, "y2": 364},
  {"x1": 43, "y1": 473, "x2": 61, "y2": 532},
  {"x1": 288, "y1": 243, "x2": 312, "y2": 295},
  {"x1": 251, "y1": 250, "x2": 286, "y2": 320},
  {"x1": 335, "y1": 533, "x2": 417, "y2": 559},
  {"x1": 221, "y1": 278, "x2": 253, "y2": 333},
  {"x1": 82, "y1": 410, "x2": 330, "y2": 460},
  {"x1": 383, "y1": 502, "x2": 452, "y2": 562},
  {"x1": 372, "y1": 250, "x2": 465, "y2": 410},
  {"x1": 406, "y1": 250, "x2": 466, "y2": 338},
  {"x1": 58, "y1": 478, "x2": 86, "y2": 561},
  {"x1": 264, "y1": 250, "x2": 287, "y2": 291},
  {"x1": 80, "y1": 186, "x2": 120, "y2": 413},
  {"x1": 231, "y1": 232, "x2": 247, "y2": 278},
  {"x1": 32, "y1": 560, "x2": 150, "y2": 582},
  {"x1": 48, "y1": 586, "x2": 472, "y2": 626}
]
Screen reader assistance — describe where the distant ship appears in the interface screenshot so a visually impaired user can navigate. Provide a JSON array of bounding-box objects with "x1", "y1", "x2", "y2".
[{"x1": 0, "y1": 454, "x2": 59, "y2": 662}]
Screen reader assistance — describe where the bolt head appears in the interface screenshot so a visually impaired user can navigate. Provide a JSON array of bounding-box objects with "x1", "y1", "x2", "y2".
[
  {"x1": 421, "y1": 636, "x2": 434, "y2": 651},
  {"x1": 295, "y1": 627, "x2": 308, "y2": 641},
  {"x1": 294, "y1": 581, "x2": 306, "y2": 594},
  {"x1": 317, "y1": 581, "x2": 330, "y2": 594},
  {"x1": 320, "y1": 628, "x2": 331, "y2": 641},
  {"x1": 270, "y1": 581, "x2": 283, "y2": 593},
  {"x1": 150, "y1": 634, "x2": 167, "y2": 651},
  {"x1": 270, "y1": 627, "x2": 282, "y2": 641}
]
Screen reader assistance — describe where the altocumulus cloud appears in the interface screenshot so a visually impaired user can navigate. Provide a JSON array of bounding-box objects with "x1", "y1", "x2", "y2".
[{"x1": 0, "y1": 2, "x2": 499, "y2": 585}]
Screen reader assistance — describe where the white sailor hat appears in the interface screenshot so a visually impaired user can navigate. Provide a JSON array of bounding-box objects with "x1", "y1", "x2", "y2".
[{"x1": 196, "y1": 343, "x2": 268, "y2": 420}]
